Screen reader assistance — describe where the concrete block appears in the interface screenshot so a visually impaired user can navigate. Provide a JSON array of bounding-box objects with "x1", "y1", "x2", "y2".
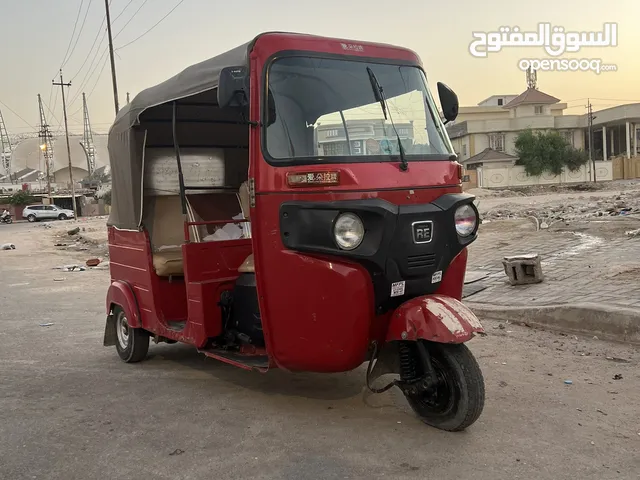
[{"x1": 502, "y1": 254, "x2": 544, "y2": 286}]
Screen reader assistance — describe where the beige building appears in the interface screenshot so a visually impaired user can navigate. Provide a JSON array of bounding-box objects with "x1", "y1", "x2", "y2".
[{"x1": 447, "y1": 87, "x2": 586, "y2": 167}]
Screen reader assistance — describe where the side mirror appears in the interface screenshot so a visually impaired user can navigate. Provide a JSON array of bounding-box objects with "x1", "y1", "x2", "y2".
[
  {"x1": 218, "y1": 66, "x2": 249, "y2": 108},
  {"x1": 437, "y1": 82, "x2": 459, "y2": 124}
]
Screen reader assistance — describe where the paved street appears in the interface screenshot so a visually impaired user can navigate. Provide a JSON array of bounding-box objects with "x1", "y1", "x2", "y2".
[
  {"x1": 465, "y1": 218, "x2": 640, "y2": 308},
  {"x1": 1, "y1": 222, "x2": 639, "y2": 479}
]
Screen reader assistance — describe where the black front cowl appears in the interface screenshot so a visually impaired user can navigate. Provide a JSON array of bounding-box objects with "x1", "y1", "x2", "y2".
[{"x1": 279, "y1": 193, "x2": 478, "y2": 314}]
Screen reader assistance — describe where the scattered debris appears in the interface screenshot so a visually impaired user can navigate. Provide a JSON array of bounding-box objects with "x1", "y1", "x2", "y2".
[
  {"x1": 499, "y1": 381, "x2": 508, "y2": 387},
  {"x1": 502, "y1": 254, "x2": 544, "y2": 285},
  {"x1": 605, "y1": 356, "x2": 630, "y2": 364},
  {"x1": 498, "y1": 323, "x2": 505, "y2": 330},
  {"x1": 40, "y1": 223, "x2": 52, "y2": 229},
  {"x1": 86, "y1": 258, "x2": 101, "y2": 267},
  {"x1": 1, "y1": 243, "x2": 16, "y2": 250},
  {"x1": 39, "y1": 323, "x2": 54, "y2": 327},
  {"x1": 68, "y1": 227, "x2": 80, "y2": 236},
  {"x1": 53, "y1": 278, "x2": 64, "y2": 282},
  {"x1": 169, "y1": 449, "x2": 184, "y2": 456},
  {"x1": 564, "y1": 380, "x2": 573, "y2": 385},
  {"x1": 626, "y1": 228, "x2": 640, "y2": 238},
  {"x1": 53, "y1": 265, "x2": 86, "y2": 272},
  {"x1": 613, "y1": 374, "x2": 623, "y2": 380},
  {"x1": 54, "y1": 243, "x2": 67, "y2": 247},
  {"x1": 596, "y1": 409, "x2": 608, "y2": 416}
]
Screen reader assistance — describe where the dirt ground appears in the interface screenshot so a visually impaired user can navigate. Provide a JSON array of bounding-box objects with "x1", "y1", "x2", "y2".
[{"x1": 1, "y1": 217, "x2": 640, "y2": 480}]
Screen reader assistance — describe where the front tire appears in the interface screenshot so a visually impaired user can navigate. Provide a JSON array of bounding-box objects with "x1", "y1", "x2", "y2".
[
  {"x1": 58, "y1": 214, "x2": 67, "y2": 220},
  {"x1": 114, "y1": 307, "x2": 149, "y2": 363},
  {"x1": 402, "y1": 342, "x2": 485, "y2": 432},
  {"x1": 27, "y1": 214, "x2": 36, "y2": 222}
]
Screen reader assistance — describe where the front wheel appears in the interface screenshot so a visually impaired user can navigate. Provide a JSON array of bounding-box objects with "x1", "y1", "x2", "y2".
[
  {"x1": 114, "y1": 307, "x2": 149, "y2": 363},
  {"x1": 3, "y1": 217, "x2": 11, "y2": 224},
  {"x1": 58, "y1": 214, "x2": 67, "y2": 220},
  {"x1": 401, "y1": 342, "x2": 485, "y2": 432},
  {"x1": 27, "y1": 214, "x2": 36, "y2": 222}
]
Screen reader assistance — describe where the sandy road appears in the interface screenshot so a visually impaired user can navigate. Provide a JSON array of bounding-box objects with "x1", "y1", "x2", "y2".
[{"x1": 0, "y1": 220, "x2": 639, "y2": 480}]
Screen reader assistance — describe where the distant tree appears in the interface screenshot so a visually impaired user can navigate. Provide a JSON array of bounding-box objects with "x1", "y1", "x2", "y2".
[
  {"x1": 514, "y1": 129, "x2": 588, "y2": 177},
  {"x1": 6, "y1": 190, "x2": 36, "y2": 206}
]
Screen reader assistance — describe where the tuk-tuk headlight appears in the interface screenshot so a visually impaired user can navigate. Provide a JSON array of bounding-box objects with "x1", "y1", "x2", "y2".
[
  {"x1": 454, "y1": 204, "x2": 477, "y2": 237},
  {"x1": 334, "y1": 213, "x2": 365, "y2": 250}
]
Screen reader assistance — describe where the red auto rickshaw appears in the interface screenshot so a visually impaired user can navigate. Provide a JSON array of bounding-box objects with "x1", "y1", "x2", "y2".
[{"x1": 104, "y1": 31, "x2": 485, "y2": 431}]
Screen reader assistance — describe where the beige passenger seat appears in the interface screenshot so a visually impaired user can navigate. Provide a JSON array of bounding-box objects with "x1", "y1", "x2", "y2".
[
  {"x1": 237, "y1": 181, "x2": 254, "y2": 273},
  {"x1": 149, "y1": 196, "x2": 185, "y2": 276}
]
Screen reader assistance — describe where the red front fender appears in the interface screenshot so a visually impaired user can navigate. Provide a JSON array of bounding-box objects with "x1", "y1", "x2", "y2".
[{"x1": 386, "y1": 294, "x2": 484, "y2": 344}]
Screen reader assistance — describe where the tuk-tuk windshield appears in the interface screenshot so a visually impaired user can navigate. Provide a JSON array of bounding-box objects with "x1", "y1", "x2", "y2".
[{"x1": 265, "y1": 56, "x2": 454, "y2": 163}]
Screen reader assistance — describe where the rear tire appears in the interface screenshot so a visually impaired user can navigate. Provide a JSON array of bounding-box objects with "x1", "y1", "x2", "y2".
[
  {"x1": 114, "y1": 306, "x2": 149, "y2": 363},
  {"x1": 27, "y1": 214, "x2": 36, "y2": 222},
  {"x1": 402, "y1": 342, "x2": 485, "y2": 432},
  {"x1": 58, "y1": 214, "x2": 67, "y2": 220}
]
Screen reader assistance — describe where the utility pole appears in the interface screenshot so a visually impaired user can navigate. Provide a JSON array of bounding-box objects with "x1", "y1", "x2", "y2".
[
  {"x1": 126, "y1": 92, "x2": 130, "y2": 104},
  {"x1": 81, "y1": 93, "x2": 96, "y2": 175},
  {"x1": 37, "y1": 94, "x2": 54, "y2": 198},
  {"x1": 587, "y1": 99, "x2": 597, "y2": 183},
  {"x1": 105, "y1": 0, "x2": 119, "y2": 115},
  {"x1": 53, "y1": 70, "x2": 77, "y2": 218}
]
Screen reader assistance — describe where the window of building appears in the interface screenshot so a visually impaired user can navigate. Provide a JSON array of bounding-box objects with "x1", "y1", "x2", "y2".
[
  {"x1": 562, "y1": 130, "x2": 573, "y2": 146},
  {"x1": 497, "y1": 98, "x2": 503, "y2": 106},
  {"x1": 462, "y1": 144, "x2": 467, "y2": 156},
  {"x1": 489, "y1": 133, "x2": 505, "y2": 152},
  {"x1": 534, "y1": 106, "x2": 544, "y2": 115},
  {"x1": 326, "y1": 129, "x2": 339, "y2": 138}
]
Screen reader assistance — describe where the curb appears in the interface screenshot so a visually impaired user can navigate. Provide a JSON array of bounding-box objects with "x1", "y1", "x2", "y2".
[{"x1": 467, "y1": 302, "x2": 640, "y2": 345}]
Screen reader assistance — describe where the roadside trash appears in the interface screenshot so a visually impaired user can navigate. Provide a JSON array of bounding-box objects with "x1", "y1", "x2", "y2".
[
  {"x1": 564, "y1": 380, "x2": 573, "y2": 385},
  {"x1": 68, "y1": 227, "x2": 80, "y2": 235},
  {"x1": 540, "y1": 222, "x2": 549, "y2": 229},
  {"x1": 498, "y1": 381, "x2": 508, "y2": 387},
  {"x1": 86, "y1": 258, "x2": 101, "y2": 267},
  {"x1": 590, "y1": 441, "x2": 595, "y2": 446},
  {"x1": 1, "y1": 243, "x2": 16, "y2": 250},
  {"x1": 53, "y1": 278, "x2": 64, "y2": 281},
  {"x1": 613, "y1": 374, "x2": 623, "y2": 380},
  {"x1": 596, "y1": 409, "x2": 608, "y2": 416},
  {"x1": 498, "y1": 323, "x2": 505, "y2": 330},
  {"x1": 626, "y1": 228, "x2": 640, "y2": 238},
  {"x1": 53, "y1": 264, "x2": 86, "y2": 272},
  {"x1": 169, "y1": 449, "x2": 185, "y2": 456},
  {"x1": 605, "y1": 356, "x2": 630, "y2": 363},
  {"x1": 54, "y1": 243, "x2": 67, "y2": 247},
  {"x1": 40, "y1": 223, "x2": 52, "y2": 229},
  {"x1": 39, "y1": 323, "x2": 54, "y2": 327}
]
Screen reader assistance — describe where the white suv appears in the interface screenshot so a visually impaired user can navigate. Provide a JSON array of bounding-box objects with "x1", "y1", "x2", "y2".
[{"x1": 23, "y1": 205, "x2": 75, "y2": 222}]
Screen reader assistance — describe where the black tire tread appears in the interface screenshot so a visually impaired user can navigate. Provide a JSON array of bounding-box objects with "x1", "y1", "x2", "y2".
[{"x1": 113, "y1": 306, "x2": 150, "y2": 363}]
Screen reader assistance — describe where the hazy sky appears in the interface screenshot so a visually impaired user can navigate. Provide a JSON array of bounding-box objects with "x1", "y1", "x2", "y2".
[{"x1": 1, "y1": 0, "x2": 638, "y2": 135}]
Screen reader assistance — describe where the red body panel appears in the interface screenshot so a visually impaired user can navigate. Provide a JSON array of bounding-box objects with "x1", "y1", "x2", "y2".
[
  {"x1": 106, "y1": 280, "x2": 140, "y2": 327},
  {"x1": 387, "y1": 294, "x2": 485, "y2": 344}
]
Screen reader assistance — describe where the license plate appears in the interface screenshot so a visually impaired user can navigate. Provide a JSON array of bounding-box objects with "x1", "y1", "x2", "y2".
[{"x1": 390, "y1": 281, "x2": 406, "y2": 297}]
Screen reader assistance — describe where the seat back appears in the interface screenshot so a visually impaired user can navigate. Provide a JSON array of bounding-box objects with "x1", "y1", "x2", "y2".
[{"x1": 149, "y1": 195, "x2": 185, "y2": 251}]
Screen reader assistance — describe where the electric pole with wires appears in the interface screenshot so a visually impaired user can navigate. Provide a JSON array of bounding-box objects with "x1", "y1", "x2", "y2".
[
  {"x1": 587, "y1": 99, "x2": 597, "y2": 183},
  {"x1": 53, "y1": 70, "x2": 77, "y2": 218},
  {"x1": 38, "y1": 94, "x2": 55, "y2": 197},
  {"x1": 105, "y1": 0, "x2": 120, "y2": 115}
]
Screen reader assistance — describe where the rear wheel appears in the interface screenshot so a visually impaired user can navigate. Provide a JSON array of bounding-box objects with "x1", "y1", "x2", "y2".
[
  {"x1": 27, "y1": 214, "x2": 36, "y2": 222},
  {"x1": 58, "y1": 214, "x2": 67, "y2": 220},
  {"x1": 4, "y1": 217, "x2": 11, "y2": 224},
  {"x1": 400, "y1": 341, "x2": 485, "y2": 432},
  {"x1": 114, "y1": 307, "x2": 149, "y2": 363}
]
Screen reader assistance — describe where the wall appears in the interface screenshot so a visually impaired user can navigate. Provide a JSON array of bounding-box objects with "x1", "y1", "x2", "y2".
[{"x1": 479, "y1": 161, "x2": 613, "y2": 188}]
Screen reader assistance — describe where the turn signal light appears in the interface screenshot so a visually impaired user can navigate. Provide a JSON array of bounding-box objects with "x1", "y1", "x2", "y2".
[{"x1": 287, "y1": 171, "x2": 340, "y2": 187}]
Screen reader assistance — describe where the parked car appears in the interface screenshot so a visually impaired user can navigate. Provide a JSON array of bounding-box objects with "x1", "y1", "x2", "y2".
[{"x1": 22, "y1": 205, "x2": 75, "y2": 222}]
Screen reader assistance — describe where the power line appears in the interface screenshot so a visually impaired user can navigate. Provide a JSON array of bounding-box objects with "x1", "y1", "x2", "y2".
[
  {"x1": 70, "y1": 8, "x2": 108, "y2": 81},
  {"x1": 114, "y1": 0, "x2": 149, "y2": 38},
  {"x1": 62, "y1": 0, "x2": 95, "y2": 70},
  {"x1": 112, "y1": 0, "x2": 137, "y2": 23},
  {"x1": 116, "y1": 0, "x2": 185, "y2": 51},
  {"x1": 0, "y1": 99, "x2": 37, "y2": 129},
  {"x1": 56, "y1": 0, "x2": 85, "y2": 76}
]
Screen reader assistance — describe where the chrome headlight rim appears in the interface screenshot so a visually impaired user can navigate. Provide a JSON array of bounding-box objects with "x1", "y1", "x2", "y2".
[
  {"x1": 454, "y1": 203, "x2": 478, "y2": 238},
  {"x1": 333, "y1": 212, "x2": 365, "y2": 251}
]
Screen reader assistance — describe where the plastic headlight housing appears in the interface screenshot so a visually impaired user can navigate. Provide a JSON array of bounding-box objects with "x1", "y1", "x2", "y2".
[
  {"x1": 454, "y1": 204, "x2": 477, "y2": 237},
  {"x1": 334, "y1": 213, "x2": 365, "y2": 250}
]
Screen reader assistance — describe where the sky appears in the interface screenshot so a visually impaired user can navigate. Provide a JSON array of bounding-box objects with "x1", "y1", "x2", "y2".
[{"x1": 1, "y1": 0, "x2": 639, "y2": 135}]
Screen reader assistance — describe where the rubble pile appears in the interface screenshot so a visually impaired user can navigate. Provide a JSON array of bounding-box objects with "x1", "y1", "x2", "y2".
[{"x1": 482, "y1": 191, "x2": 640, "y2": 226}]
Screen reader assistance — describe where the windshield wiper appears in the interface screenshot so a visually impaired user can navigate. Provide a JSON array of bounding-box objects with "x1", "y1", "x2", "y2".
[{"x1": 366, "y1": 67, "x2": 408, "y2": 172}]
